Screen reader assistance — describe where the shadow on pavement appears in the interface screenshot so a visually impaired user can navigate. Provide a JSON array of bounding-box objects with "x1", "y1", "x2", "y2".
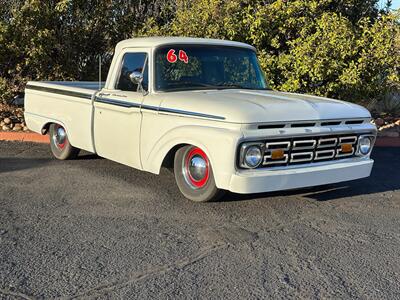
[
  {"x1": 0, "y1": 151, "x2": 100, "y2": 174},
  {"x1": 0, "y1": 157, "x2": 52, "y2": 174},
  {"x1": 74, "y1": 152, "x2": 102, "y2": 160},
  {"x1": 222, "y1": 147, "x2": 400, "y2": 202}
]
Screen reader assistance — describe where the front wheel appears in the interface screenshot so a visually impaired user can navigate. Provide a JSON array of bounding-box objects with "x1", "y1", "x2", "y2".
[
  {"x1": 49, "y1": 124, "x2": 80, "y2": 160},
  {"x1": 174, "y1": 145, "x2": 225, "y2": 202}
]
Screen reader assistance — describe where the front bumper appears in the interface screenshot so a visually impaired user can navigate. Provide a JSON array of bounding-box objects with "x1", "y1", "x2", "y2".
[{"x1": 228, "y1": 158, "x2": 373, "y2": 194}]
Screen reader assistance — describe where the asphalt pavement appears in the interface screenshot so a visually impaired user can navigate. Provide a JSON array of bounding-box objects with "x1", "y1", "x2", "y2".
[{"x1": 0, "y1": 141, "x2": 399, "y2": 299}]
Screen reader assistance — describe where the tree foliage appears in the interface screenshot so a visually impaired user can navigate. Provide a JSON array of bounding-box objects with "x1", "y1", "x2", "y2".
[
  {"x1": 0, "y1": 0, "x2": 172, "y2": 102},
  {"x1": 140, "y1": 0, "x2": 399, "y2": 103},
  {"x1": 0, "y1": 0, "x2": 399, "y2": 106}
]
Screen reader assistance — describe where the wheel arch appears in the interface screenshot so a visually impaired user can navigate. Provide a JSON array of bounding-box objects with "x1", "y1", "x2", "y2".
[
  {"x1": 161, "y1": 143, "x2": 189, "y2": 170},
  {"x1": 155, "y1": 139, "x2": 214, "y2": 174},
  {"x1": 41, "y1": 122, "x2": 52, "y2": 135},
  {"x1": 41, "y1": 120, "x2": 69, "y2": 137},
  {"x1": 142, "y1": 125, "x2": 241, "y2": 190}
]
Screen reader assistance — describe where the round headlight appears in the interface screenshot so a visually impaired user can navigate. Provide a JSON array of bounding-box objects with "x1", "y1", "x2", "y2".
[
  {"x1": 358, "y1": 136, "x2": 372, "y2": 155},
  {"x1": 244, "y1": 146, "x2": 263, "y2": 168}
]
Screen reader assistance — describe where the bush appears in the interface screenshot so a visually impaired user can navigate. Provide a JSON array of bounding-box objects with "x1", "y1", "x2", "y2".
[
  {"x1": 0, "y1": 0, "x2": 399, "y2": 114},
  {"x1": 140, "y1": 0, "x2": 400, "y2": 106},
  {"x1": 0, "y1": 0, "x2": 172, "y2": 104}
]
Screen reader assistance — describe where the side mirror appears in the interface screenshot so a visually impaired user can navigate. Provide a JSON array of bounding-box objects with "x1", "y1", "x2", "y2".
[{"x1": 129, "y1": 71, "x2": 143, "y2": 85}]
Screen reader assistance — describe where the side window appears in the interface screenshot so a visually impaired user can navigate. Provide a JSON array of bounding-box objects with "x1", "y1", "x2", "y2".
[{"x1": 116, "y1": 53, "x2": 148, "y2": 92}]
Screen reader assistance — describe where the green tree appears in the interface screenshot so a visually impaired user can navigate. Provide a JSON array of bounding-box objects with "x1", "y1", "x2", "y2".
[
  {"x1": 0, "y1": 0, "x2": 172, "y2": 103},
  {"x1": 0, "y1": 0, "x2": 398, "y2": 108},
  {"x1": 140, "y1": 0, "x2": 399, "y2": 103}
]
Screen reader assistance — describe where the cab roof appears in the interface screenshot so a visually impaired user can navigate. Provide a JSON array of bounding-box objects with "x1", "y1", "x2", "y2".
[{"x1": 115, "y1": 37, "x2": 256, "y2": 52}]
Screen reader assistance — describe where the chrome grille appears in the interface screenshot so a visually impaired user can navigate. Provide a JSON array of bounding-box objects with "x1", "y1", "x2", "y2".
[{"x1": 262, "y1": 134, "x2": 359, "y2": 167}]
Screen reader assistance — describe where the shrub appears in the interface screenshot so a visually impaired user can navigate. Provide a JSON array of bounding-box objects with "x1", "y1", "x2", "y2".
[
  {"x1": 0, "y1": 0, "x2": 399, "y2": 115},
  {"x1": 140, "y1": 0, "x2": 399, "y2": 106}
]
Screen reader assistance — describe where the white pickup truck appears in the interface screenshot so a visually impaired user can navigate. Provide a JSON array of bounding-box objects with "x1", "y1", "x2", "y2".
[{"x1": 24, "y1": 37, "x2": 377, "y2": 202}]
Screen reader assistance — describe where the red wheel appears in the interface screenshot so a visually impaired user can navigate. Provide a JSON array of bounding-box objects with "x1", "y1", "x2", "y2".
[
  {"x1": 174, "y1": 145, "x2": 225, "y2": 202},
  {"x1": 183, "y1": 147, "x2": 210, "y2": 189}
]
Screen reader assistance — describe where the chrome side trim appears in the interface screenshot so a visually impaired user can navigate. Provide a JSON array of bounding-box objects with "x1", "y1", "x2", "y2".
[
  {"x1": 158, "y1": 107, "x2": 225, "y2": 120},
  {"x1": 27, "y1": 84, "x2": 226, "y2": 120},
  {"x1": 95, "y1": 97, "x2": 225, "y2": 120},
  {"x1": 26, "y1": 84, "x2": 93, "y2": 100},
  {"x1": 95, "y1": 97, "x2": 140, "y2": 108}
]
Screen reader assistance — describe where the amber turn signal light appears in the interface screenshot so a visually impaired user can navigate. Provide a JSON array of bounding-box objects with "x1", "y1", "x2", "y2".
[
  {"x1": 341, "y1": 143, "x2": 352, "y2": 153},
  {"x1": 271, "y1": 149, "x2": 285, "y2": 160}
]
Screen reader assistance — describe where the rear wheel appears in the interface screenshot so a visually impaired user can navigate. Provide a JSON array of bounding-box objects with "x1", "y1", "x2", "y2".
[
  {"x1": 49, "y1": 124, "x2": 80, "y2": 160},
  {"x1": 174, "y1": 145, "x2": 225, "y2": 202}
]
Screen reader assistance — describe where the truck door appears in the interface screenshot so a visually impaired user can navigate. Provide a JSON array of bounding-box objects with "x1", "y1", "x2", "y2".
[{"x1": 93, "y1": 50, "x2": 149, "y2": 169}]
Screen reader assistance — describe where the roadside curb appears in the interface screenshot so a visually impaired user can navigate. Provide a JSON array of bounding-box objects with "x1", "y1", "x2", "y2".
[
  {"x1": 0, "y1": 132, "x2": 399, "y2": 147},
  {"x1": 0, "y1": 131, "x2": 49, "y2": 143}
]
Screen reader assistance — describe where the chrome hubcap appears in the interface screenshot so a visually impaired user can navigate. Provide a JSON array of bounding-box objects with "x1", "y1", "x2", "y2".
[
  {"x1": 188, "y1": 156, "x2": 207, "y2": 181},
  {"x1": 183, "y1": 147, "x2": 210, "y2": 189},
  {"x1": 53, "y1": 126, "x2": 66, "y2": 148}
]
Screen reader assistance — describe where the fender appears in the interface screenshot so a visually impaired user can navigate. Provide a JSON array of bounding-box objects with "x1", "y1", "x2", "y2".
[
  {"x1": 142, "y1": 125, "x2": 243, "y2": 190},
  {"x1": 25, "y1": 111, "x2": 70, "y2": 138},
  {"x1": 24, "y1": 111, "x2": 95, "y2": 153}
]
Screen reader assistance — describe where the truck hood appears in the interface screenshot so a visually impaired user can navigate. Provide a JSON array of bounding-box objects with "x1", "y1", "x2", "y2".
[{"x1": 159, "y1": 89, "x2": 371, "y2": 123}]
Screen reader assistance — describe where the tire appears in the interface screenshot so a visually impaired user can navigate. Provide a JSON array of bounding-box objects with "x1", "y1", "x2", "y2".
[
  {"x1": 174, "y1": 145, "x2": 225, "y2": 202},
  {"x1": 49, "y1": 123, "x2": 80, "y2": 160}
]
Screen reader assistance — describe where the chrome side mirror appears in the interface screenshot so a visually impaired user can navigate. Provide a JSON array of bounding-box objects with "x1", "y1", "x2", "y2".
[{"x1": 129, "y1": 71, "x2": 143, "y2": 85}]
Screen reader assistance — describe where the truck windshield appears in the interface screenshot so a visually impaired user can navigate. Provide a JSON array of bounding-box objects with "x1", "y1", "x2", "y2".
[{"x1": 155, "y1": 45, "x2": 268, "y2": 92}]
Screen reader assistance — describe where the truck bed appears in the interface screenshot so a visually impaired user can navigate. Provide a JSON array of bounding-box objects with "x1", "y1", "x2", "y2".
[{"x1": 24, "y1": 81, "x2": 105, "y2": 153}]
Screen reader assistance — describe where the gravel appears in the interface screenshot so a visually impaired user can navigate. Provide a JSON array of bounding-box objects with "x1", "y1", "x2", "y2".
[{"x1": 0, "y1": 141, "x2": 399, "y2": 299}]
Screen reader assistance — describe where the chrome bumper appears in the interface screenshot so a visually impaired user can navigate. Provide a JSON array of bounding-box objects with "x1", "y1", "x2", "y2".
[{"x1": 229, "y1": 158, "x2": 373, "y2": 194}]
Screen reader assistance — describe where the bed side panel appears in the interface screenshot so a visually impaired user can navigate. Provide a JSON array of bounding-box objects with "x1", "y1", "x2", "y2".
[{"x1": 24, "y1": 83, "x2": 95, "y2": 152}]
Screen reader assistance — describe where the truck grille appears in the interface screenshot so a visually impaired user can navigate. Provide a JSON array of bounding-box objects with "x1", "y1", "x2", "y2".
[{"x1": 262, "y1": 134, "x2": 359, "y2": 167}]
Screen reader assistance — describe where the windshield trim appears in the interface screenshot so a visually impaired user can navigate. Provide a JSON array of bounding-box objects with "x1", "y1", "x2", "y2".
[
  {"x1": 156, "y1": 86, "x2": 272, "y2": 93},
  {"x1": 152, "y1": 44, "x2": 267, "y2": 93}
]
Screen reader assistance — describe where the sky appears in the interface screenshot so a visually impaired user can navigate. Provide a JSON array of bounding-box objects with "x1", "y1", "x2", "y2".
[
  {"x1": 391, "y1": 0, "x2": 400, "y2": 9},
  {"x1": 379, "y1": 0, "x2": 400, "y2": 10}
]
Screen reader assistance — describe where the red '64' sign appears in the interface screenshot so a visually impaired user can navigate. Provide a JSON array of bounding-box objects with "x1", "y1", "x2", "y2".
[{"x1": 167, "y1": 49, "x2": 189, "y2": 64}]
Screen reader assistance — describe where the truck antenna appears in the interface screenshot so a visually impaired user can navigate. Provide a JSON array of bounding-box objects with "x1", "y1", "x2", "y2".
[{"x1": 98, "y1": 55, "x2": 102, "y2": 90}]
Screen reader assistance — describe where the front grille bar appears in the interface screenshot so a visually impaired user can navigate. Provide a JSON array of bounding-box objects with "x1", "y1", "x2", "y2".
[
  {"x1": 262, "y1": 134, "x2": 359, "y2": 167},
  {"x1": 314, "y1": 149, "x2": 335, "y2": 160},
  {"x1": 290, "y1": 152, "x2": 314, "y2": 163},
  {"x1": 293, "y1": 140, "x2": 316, "y2": 150}
]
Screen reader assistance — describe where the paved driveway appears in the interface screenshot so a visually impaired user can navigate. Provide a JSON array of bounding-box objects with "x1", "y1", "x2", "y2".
[{"x1": 0, "y1": 141, "x2": 399, "y2": 299}]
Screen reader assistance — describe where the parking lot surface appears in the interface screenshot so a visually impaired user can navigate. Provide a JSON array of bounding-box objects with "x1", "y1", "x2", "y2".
[{"x1": 0, "y1": 141, "x2": 399, "y2": 299}]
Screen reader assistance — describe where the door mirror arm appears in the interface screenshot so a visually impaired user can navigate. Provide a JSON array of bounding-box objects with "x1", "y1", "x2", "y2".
[{"x1": 129, "y1": 72, "x2": 148, "y2": 96}]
